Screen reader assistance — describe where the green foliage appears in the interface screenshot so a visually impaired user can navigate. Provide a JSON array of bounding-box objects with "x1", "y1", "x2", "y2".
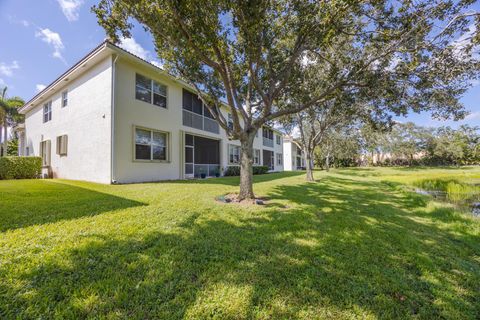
[
  {"x1": 413, "y1": 178, "x2": 480, "y2": 204},
  {"x1": 1, "y1": 168, "x2": 480, "y2": 318},
  {"x1": 6, "y1": 138, "x2": 18, "y2": 156},
  {"x1": 0, "y1": 156, "x2": 42, "y2": 179},
  {"x1": 224, "y1": 165, "x2": 269, "y2": 176}
]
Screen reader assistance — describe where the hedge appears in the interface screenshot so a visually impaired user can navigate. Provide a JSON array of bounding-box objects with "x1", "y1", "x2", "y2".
[
  {"x1": 0, "y1": 156, "x2": 42, "y2": 180},
  {"x1": 224, "y1": 165, "x2": 270, "y2": 176}
]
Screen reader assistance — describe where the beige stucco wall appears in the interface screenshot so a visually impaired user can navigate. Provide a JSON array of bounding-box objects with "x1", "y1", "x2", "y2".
[
  {"x1": 113, "y1": 57, "x2": 283, "y2": 183},
  {"x1": 23, "y1": 57, "x2": 113, "y2": 183}
]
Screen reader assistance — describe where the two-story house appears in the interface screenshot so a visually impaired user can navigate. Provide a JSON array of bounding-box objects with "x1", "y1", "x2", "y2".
[{"x1": 18, "y1": 41, "x2": 284, "y2": 184}]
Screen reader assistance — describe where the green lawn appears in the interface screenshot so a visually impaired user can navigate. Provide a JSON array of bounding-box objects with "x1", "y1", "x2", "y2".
[{"x1": 1, "y1": 168, "x2": 479, "y2": 319}]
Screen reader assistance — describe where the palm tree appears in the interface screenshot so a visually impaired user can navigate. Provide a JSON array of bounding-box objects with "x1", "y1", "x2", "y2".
[{"x1": 0, "y1": 87, "x2": 24, "y2": 156}]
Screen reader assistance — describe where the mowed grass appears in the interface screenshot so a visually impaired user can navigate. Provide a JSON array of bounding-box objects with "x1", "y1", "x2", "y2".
[{"x1": 1, "y1": 168, "x2": 480, "y2": 319}]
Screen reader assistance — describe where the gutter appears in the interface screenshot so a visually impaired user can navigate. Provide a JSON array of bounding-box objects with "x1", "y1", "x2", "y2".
[{"x1": 111, "y1": 54, "x2": 119, "y2": 184}]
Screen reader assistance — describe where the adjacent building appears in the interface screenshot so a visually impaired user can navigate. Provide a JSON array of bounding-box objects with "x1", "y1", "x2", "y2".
[
  {"x1": 18, "y1": 41, "x2": 284, "y2": 184},
  {"x1": 283, "y1": 137, "x2": 306, "y2": 171}
]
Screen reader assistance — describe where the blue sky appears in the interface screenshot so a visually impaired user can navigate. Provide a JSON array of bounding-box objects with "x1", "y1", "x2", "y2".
[{"x1": 1, "y1": 0, "x2": 479, "y2": 128}]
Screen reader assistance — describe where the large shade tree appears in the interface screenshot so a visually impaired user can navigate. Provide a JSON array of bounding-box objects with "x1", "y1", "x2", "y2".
[{"x1": 94, "y1": 0, "x2": 479, "y2": 200}]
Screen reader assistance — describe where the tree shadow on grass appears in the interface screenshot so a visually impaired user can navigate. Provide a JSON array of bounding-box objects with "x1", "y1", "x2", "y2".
[
  {"x1": 160, "y1": 170, "x2": 306, "y2": 187},
  {"x1": 0, "y1": 180, "x2": 145, "y2": 232},
  {"x1": 2, "y1": 177, "x2": 479, "y2": 319}
]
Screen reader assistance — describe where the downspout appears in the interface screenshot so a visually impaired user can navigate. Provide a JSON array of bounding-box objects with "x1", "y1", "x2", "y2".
[{"x1": 111, "y1": 54, "x2": 119, "y2": 184}]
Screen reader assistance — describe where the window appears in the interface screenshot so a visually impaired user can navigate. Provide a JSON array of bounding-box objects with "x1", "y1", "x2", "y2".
[
  {"x1": 263, "y1": 128, "x2": 273, "y2": 140},
  {"x1": 135, "y1": 73, "x2": 167, "y2": 108},
  {"x1": 228, "y1": 144, "x2": 240, "y2": 164},
  {"x1": 277, "y1": 153, "x2": 283, "y2": 165},
  {"x1": 227, "y1": 113, "x2": 233, "y2": 130},
  {"x1": 276, "y1": 134, "x2": 281, "y2": 145},
  {"x1": 43, "y1": 101, "x2": 52, "y2": 123},
  {"x1": 56, "y1": 135, "x2": 68, "y2": 156},
  {"x1": 62, "y1": 91, "x2": 68, "y2": 107},
  {"x1": 254, "y1": 149, "x2": 260, "y2": 165},
  {"x1": 182, "y1": 89, "x2": 219, "y2": 134},
  {"x1": 39, "y1": 140, "x2": 51, "y2": 166},
  {"x1": 134, "y1": 127, "x2": 168, "y2": 161}
]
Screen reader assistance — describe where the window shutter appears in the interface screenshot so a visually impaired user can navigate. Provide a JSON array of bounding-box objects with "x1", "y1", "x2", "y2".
[
  {"x1": 56, "y1": 136, "x2": 61, "y2": 155},
  {"x1": 62, "y1": 135, "x2": 68, "y2": 155},
  {"x1": 46, "y1": 140, "x2": 51, "y2": 166}
]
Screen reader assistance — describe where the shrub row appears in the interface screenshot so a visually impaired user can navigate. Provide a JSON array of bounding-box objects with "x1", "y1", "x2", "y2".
[
  {"x1": 224, "y1": 165, "x2": 270, "y2": 176},
  {"x1": 0, "y1": 156, "x2": 42, "y2": 180}
]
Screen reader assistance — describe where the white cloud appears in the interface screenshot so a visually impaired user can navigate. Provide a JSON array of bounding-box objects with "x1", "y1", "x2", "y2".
[
  {"x1": 21, "y1": 20, "x2": 30, "y2": 27},
  {"x1": 35, "y1": 28, "x2": 66, "y2": 63},
  {"x1": 0, "y1": 61, "x2": 19, "y2": 77},
  {"x1": 36, "y1": 84, "x2": 47, "y2": 92},
  {"x1": 465, "y1": 111, "x2": 480, "y2": 121},
  {"x1": 0, "y1": 78, "x2": 5, "y2": 87},
  {"x1": 119, "y1": 36, "x2": 163, "y2": 69},
  {"x1": 56, "y1": 0, "x2": 83, "y2": 22},
  {"x1": 119, "y1": 37, "x2": 150, "y2": 60}
]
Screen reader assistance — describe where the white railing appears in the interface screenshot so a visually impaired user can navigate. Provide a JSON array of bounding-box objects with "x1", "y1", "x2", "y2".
[{"x1": 263, "y1": 137, "x2": 274, "y2": 148}]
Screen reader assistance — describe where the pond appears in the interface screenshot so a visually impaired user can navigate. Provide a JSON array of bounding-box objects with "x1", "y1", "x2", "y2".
[{"x1": 413, "y1": 179, "x2": 480, "y2": 217}]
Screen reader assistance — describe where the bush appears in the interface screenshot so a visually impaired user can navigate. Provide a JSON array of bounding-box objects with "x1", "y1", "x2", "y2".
[
  {"x1": 0, "y1": 156, "x2": 42, "y2": 180},
  {"x1": 224, "y1": 165, "x2": 270, "y2": 176}
]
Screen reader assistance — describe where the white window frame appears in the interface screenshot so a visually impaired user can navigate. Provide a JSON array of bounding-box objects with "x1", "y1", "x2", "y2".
[
  {"x1": 62, "y1": 90, "x2": 68, "y2": 107},
  {"x1": 254, "y1": 149, "x2": 260, "y2": 165},
  {"x1": 227, "y1": 113, "x2": 233, "y2": 130},
  {"x1": 135, "y1": 73, "x2": 168, "y2": 108},
  {"x1": 43, "y1": 101, "x2": 52, "y2": 123},
  {"x1": 277, "y1": 153, "x2": 283, "y2": 165},
  {"x1": 56, "y1": 135, "x2": 68, "y2": 156},
  {"x1": 228, "y1": 144, "x2": 240, "y2": 164},
  {"x1": 40, "y1": 140, "x2": 51, "y2": 166},
  {"x1": 133, "y1": 126, "x2": 170, "y2": 162},
  {"x1": 276, "y1": 134, "x2": 281, "y2": 145}
]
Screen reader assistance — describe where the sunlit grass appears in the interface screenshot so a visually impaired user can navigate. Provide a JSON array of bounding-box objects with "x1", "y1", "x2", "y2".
[{"x1": 1, "y1": 167, "x2": 479, "y2": 319}]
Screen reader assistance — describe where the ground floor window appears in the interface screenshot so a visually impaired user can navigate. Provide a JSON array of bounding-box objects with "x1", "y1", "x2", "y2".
[
  {"x1": 185, "y1": 134, "x2": 220, "y2": 177},
  {"x1": 229, "y1": 144, "x2": 240, "y2": 164},
  {"x1": 39, "y1": 140, "x2": 51, "y2": 166},
  {"x1": 254, "y1": 149, "x2": 260, "y2": 165},
  {"x1": 277, "y1": 153, "x2": 283, "y2": 165},
  {"x1": 263, "y1": 149, "x2": 274, "y2": 170},
  {"x1": 134, "y1": 127, "x2": 168, "y2": 161},
  {"x1": 56, "y1": 135, "x2": 68, "y2": 156}
]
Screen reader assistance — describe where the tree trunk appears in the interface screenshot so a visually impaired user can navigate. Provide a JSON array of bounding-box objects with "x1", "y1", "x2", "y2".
[
  {"x1": 304, "y1": 147, "x2": 314, "y2": 181},
  {"x1": 0, "y1": 123, "x2": 3, "y2": 156},
  {"x1": 3, "y1": 116, "x2": 7, "y2": 157},
  {"x1": 325, "y1": 151, "x2": 330, "y2": 172},
  {"x1": 238, "y1": 133, "x2": 256, "y2": 200}
]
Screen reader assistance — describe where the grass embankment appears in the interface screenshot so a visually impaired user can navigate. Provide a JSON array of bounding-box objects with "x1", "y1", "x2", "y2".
[{"x1": 1, "y1": 167, "x2": 479, "y2": 319}]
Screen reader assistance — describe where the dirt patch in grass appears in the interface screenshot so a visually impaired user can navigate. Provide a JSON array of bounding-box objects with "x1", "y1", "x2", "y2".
[{"x1": 216, "y1": 193, "x2": 269, "y2": 206}]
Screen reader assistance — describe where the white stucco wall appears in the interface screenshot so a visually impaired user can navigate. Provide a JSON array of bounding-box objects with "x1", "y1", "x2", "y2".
[
  {"x1": 283, "y1": 141, "x2": 293, "y2": 171},
  {"x1": 112, "y1": 57, "x2": 284, "y2": 183},
  {"x1": 23, "y1": 57, "x2": 113, "y2": 183}
]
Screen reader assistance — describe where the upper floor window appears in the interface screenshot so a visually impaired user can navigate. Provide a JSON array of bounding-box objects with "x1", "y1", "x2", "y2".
[
  {"x1": 263, "y1": 128, "x2": 274, "y2": 140},
  {"x1": 227, "y1": 113, "x2": 233, "y2": 130},
  {"x1": 134, "y1": 127, "x2": 169, "y2": 161},
  {"x1": 182, "y1": 89, "x2": 219, "y2": 134},
  {"x1": 43, "y1": 101, "x2": 52, "y2": 123},
  {"x1": 276, "y1": 134, "x2": 281, "y2": 145},
  {"x1": 62, "y1": 91, "x2": 68, "y2": 107},
  {"x1": 262, "y1": 127, "x2": 274, "y2": 147},
  {"x1": 135, "y1": 73, "x2": 167, "y2": 108}
]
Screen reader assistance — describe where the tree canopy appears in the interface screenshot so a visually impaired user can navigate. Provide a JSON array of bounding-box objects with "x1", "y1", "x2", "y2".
[{"x1": 94, "y1": 0, "x2": 480, "y2": 199}]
